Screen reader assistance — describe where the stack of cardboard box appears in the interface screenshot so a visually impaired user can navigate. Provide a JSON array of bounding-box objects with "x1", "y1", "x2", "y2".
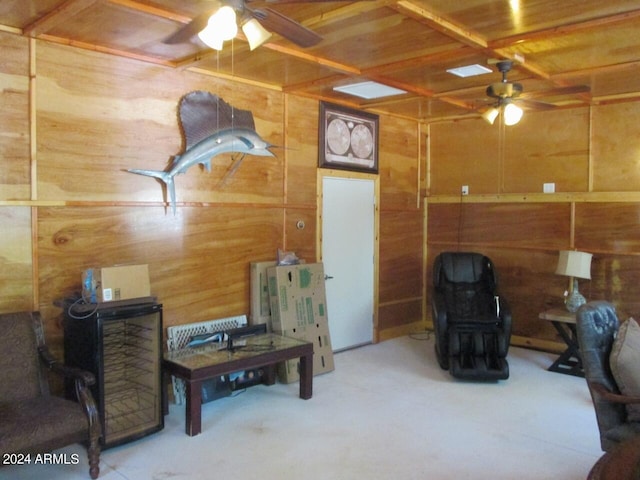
[{"x1": 250, "y1": 261, "x2": 334, "y2": 383}]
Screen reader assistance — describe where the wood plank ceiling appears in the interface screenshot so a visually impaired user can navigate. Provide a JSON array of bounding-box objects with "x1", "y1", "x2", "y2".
[{"x1": 2, "y1": 0, "x2": 640, "y2": 122}]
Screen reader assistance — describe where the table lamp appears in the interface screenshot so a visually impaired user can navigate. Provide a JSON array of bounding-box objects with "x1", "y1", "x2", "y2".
[{"x1": 555, "y1": 250, "x2": 592, "y2": 313}]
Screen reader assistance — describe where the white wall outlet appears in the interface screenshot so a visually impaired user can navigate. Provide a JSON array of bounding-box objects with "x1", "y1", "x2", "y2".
[
  {"x1": 461, "y1": 185, "x2": 469, "y2": 195},
  {"x1": 543, "y1": 183, "x2": 555, "y2": 193}
]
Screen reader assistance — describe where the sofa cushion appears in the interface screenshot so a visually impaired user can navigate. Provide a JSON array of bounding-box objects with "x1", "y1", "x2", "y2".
[{"x1": 610, "y1": 317, "x2": 640, "y2": 421}]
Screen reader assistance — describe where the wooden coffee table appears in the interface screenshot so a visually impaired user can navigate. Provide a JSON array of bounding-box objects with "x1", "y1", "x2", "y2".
[{"x1": 163, "y1": 333, "x2": 313, "y2": 436}]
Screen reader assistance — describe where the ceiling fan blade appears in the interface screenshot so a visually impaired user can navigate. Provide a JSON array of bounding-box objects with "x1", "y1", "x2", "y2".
[
  {"x1": 251, "y1": 7, "x2": 322, "y2": 48},
  {"x1": 164, "y1": 11, "x2": 213, "y2": 44},
  {"x1": 517, "y1": 98, "x2": 557, "y2": 111},
  {"x1": 521, "y1": 85, "x2": 590, "y2": 100}
]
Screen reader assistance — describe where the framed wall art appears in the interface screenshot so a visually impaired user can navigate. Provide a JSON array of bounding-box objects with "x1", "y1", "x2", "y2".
[{"x1": 318, "y1": 101, "x2": 379, "y2": 174}]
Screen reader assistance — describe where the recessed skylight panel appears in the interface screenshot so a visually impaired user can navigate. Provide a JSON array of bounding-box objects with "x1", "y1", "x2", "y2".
[
  {"x1": 333, "y1": 81, "x2": 407, "y2": 99},
  {"x1": 447, "y1": 64, "x2": 493, "y2": 78}
]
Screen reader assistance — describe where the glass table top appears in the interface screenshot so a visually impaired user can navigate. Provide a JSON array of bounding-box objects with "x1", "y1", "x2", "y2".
[{"x1": 164, "y1": 333, "x2": 310, "y2": 370}]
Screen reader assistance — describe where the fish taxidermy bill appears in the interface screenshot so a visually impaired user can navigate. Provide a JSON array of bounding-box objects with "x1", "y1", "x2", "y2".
[{"x1": 127, "y1": 91, "x2": 274, "y2": 214}]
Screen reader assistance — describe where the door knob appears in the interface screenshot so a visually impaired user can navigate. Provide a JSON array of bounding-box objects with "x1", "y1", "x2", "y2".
[{"x1": 324, "y1": 275, "x2": 334, "y2": 280}]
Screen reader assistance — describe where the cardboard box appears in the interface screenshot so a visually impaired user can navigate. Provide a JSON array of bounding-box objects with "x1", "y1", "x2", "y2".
[
  {"x1": 267, "y1": 263, "x2": 334, "y2": 383},
  {"x1": 83, "y1": 264, "x2": 150, "y2": 303},
  {"x1": 277, "y1": 321, "x2": 335, "y2": 384},
  {"x1": 267, "y1": 263, "x2": 328, "y2": 331},
  {"x1": 249, "y1": 261, "x2": 277, "y2": 331}
]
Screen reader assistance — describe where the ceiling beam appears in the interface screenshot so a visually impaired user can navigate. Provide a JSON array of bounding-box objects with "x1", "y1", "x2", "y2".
[
  {"x1": 282, "y1": 73, "x2": 350, "y2": 94},
  {"x1": 37, "y1": 33, "x2": 178, "y2": 67},
  {"x1": 490, "y1": 48, "x2": 551, "y2": 80},
  {"x1": 392, "y1": 0, "x2": 487, "y2": 49},
  {"x1": 265, "y1": 42, "x2": 361, "y2": 75},
  {"x1": 361, "y1": 46, "x2": 471, "y2": 76},
  {"x1": 0, "y1": 24, "x2": 21, "y2": 35},
  {"x1": 593, "y1": 92, "x2": 640, "y2": 105},
  {"x1": 368, "y1": 74, "x2": 435, "y2": 98}
]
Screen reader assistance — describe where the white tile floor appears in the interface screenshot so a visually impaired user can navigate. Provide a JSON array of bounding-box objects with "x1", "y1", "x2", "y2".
[{"x1": 3, "y1": 334, "x2": 604, "y2": 480}]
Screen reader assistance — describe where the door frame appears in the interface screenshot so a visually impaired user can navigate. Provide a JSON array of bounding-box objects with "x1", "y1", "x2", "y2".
[{"x1": 317, "y1": 169, "x2": 380, "y2": 343}]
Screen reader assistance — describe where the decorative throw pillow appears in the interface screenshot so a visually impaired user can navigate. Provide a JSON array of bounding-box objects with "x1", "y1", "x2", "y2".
[{"x1": 610, "y1": 317, "x2": 640, "y2": 422}]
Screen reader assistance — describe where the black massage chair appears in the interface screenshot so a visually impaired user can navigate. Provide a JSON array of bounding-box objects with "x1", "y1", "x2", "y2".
[{"x1": 432, "y1": 251, "x2": 512, "y2": 380}]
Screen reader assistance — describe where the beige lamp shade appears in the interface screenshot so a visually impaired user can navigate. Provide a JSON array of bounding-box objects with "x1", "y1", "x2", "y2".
[
  {"x1": 482, "y1": 107, "x2": 500, "y2": 125},
  {"x1": 242, "y1": 19, "x2": 272, "y2": 50},
  {"x1": 555, "y1": 250, "x2": 592, "y2": 279}
]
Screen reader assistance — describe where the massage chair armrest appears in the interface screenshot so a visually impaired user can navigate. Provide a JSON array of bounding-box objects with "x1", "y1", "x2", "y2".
[
  {"x1": 431, "y1": 292, "x2": 448, "y2": 333},
  {"x1": 497, "y1": 296, "x2": 512, "y2": 337}
]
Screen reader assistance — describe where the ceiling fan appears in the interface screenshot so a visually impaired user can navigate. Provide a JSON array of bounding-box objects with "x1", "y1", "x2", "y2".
[
  {"x1": 164, "y1": 0, "x2": 342, "y2": 51},
  {"x1": 481, "y1": 59, "x2": 591, "y2": 126},
  {"x1": 482, "y1": 60, "x2": 525, "y2": 126}
]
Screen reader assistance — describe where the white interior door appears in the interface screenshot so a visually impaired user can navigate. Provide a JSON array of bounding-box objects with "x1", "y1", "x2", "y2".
[{"x1": 322, "y1": 176, "x2": 375, "y2": 351}]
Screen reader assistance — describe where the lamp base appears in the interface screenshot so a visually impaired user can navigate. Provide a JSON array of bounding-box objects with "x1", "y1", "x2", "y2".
[{"x1": 565, "y1": 278, "x2": 586, "y2": 313}]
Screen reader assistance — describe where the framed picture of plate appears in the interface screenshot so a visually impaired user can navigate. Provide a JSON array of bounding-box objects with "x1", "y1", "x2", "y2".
[{"x1": 318, "y1": 101, "x2": 379, "y2": 174}]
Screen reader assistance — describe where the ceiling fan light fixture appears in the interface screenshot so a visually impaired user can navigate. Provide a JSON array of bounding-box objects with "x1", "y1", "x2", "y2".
[
  {"x1": 503, "y1": 101, "x2": 523, "y2": 125},
  {"x1": 242, "y1": 18, "x2": 272, "y2": 50},
  {"x1": 482, "y1": 106, "x2": 500, "y2": 125},
  {"x1": 198, "y1": 6, "x2": 238, "y2": 50},
  {"x1": 198, "y1": 30, "x2": 224, "y2": 50}
]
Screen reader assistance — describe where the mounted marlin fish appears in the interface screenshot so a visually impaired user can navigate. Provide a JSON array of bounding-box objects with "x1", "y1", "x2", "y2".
[{"x1": 128, "y1": 90, "x2": 275, "y2": 214}]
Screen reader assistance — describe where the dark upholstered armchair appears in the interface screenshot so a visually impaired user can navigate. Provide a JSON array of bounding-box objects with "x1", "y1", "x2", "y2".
[
  {"x1": 576, "y1": 301, "x2": 640, "y2": 452},
  {"x1": 432, "y1": 252, "x2": 512, "y2": 380},
  {"x1": 0, "y1": 311, "x2": 101, "y2": 478}
]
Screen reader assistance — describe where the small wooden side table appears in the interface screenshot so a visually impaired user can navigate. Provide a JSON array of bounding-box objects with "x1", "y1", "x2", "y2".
[{"x1": 539, "y1": 308, "x2": 584, "y2": 377}]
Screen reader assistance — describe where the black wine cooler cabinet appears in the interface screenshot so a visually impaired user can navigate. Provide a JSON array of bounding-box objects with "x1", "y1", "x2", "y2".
[{"x1": 64, "y1": 300, "x2": 164, "y2": 448}]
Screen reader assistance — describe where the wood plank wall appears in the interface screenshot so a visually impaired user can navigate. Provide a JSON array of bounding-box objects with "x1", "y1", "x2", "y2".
[
  {"x1": 427, "y1": 102, "x2": 640, "y2": 350},
  {"x1": 0, "y1": 32, "x2": 425, "y2": 360},
  {"x1": 4, "y1": 27, "x2": 639, "y2": 360}
]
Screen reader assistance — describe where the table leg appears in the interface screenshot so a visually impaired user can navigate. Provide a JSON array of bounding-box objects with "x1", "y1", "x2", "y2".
[
  {"x1": 185, "y1": 380, "x2": 203, "y2": 436},
  {"x1": 549, "y1": 321, "x2": 583, "y2": 377},
  {"x1": 162, "y1": 370, "x2": 170, "y2": 416},
  {"x1": 299, "y1": 351, "x2": 313, "y2": 400},
  {"x1": 263, "y1": 364, "x2": 276, "y2": 385}
]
